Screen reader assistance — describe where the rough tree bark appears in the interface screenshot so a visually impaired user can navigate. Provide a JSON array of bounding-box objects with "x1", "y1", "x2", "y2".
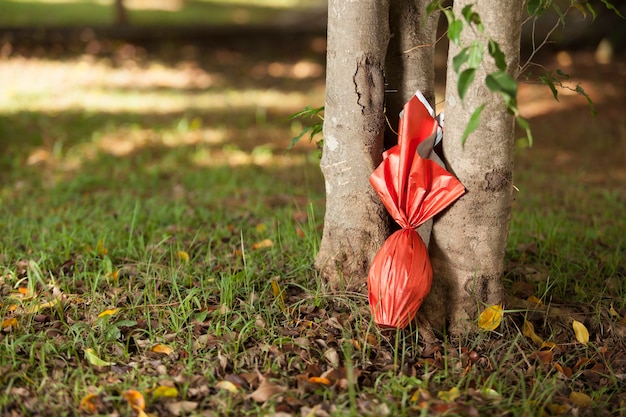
[
  {"x1": 422, "y1": 0, "x2": 524, "y2": 334},
  {"x1": 314, "y1": 0, "x2": 390, "y2": 289}
]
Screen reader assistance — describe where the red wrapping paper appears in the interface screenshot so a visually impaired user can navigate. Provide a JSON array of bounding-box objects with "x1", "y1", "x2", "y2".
[{"x1": 368, "y1": 91, "x2": 465, "y2": 329}]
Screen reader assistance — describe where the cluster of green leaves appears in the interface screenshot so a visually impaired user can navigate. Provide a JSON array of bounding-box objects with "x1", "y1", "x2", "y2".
[
  {"x1": 428, "y1": 1, "x2": 532, "y2": 146},
  {"x1": 521, "y1": 0, "x2": 622, "y2": 120},
  {"x1": 528, "y1": 0, "x2": 624, "y2": 20},
  {"x1": 429, "y1": 0, "x2": 623, "y2": 147},
  {"x1": 286, "y1": 105, "x2": 324, "y2": 158}
]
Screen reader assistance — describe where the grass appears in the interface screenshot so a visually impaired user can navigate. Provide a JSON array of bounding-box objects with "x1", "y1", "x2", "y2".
[
  {"x1": 0, "y1": 0, "x2": 325, "y2": 27},
  {"x1": 1, "y1": 25, "x2": 625, "y2": 417}
]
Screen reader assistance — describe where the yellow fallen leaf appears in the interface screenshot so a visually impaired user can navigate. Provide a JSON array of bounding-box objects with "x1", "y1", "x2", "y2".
[
  {"x1": 1, "y1": 318, "x2": 18, "y2": 329},
  {"x1": 152, "y1": 385, "x2": 178, "y2": 398},
  {"x1": 177, "y1": 251, "x2": 190, "y2": 262},
  {"x1": 79, "y1": 393, "x2": 99, "y2": 414},
  {"x1": 124, "y1": 390, "x2": 147, "y2": 417},
  {"x1": 152, "y1": 344, "x2": 174, "y2": 355},
  {"x1": 271, "y1": 280, "x2": 283, "y2": 299},
  {"x1": 9, "y1": 287, "x2": 35, "y2": 300},
  {"x1": 437, "y1": 386, "x2": 460, "y2": 402},
  {"x1": 569, "y1": 391, "x2": 592, "y2": 408},
  {"x1": 215, "y1": 380, "x2": 239, "y2": 393},
  {"x1": 522, "y1": 320, "x2": 544, "y2": 346},
  {"x1": 96, "y1": 239, "x2": 108, "y2": 256},
  {"x1": 84, "y1": 348, "x2": 115, "y2": 367},
  {"x1": 107, "y1": 270, "x2": 120, "y2": 282},
  {"x1": 609, "y1": 304, "x2": 621, "y2": 319},
  {"x1": 527, "y1": 295, "x2": 543, "y2": 305},
  {"x1": 271, "y1": 279, "x2": 286, "y2": 312},
  {"x1": 480, "y1": 388, "x2": 503, "y2": 401},
  {"x1": 478, "y1": 304, "x2": 503, "y2": 331},
  {"x1": 26, "y1": 298, "x2": 59, "y2": 314},
  {"x1": 540, "y1": 341, "x2": 557, "y2": 350},
  {"x1": 98, "y1": 308, "x2": 121, "y2": 318},
  {"x1": 410, "y1": 388, "x2": 431, "y2": 403},
  {"x1": 572, "y1": 320, "x2": 589, "y2": 345},
  {"x1": 252, "y1": 239, "x2": 273, "y2": 250}
]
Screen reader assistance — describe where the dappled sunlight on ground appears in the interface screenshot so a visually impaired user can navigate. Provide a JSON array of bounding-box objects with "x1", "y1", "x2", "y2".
[
  {"x1": 0, "y1": 56, "x2": 323, "y2": 114},
  {"x1": 0, "y1": 35, "x2": 326, "y2": 181}
]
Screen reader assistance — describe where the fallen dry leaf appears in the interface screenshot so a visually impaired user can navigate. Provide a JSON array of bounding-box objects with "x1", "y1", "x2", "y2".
[
  {"x1": 216, "y1": 380, "x2": 239, "y2": 393},
  {"x1": 177, "y1": 250, "x2": 190, "y2": 262},
  {"x1": 1, "y1": 318, "x2": 18, "y2": 329},
  {"x1": 554, "y1": 362, "x2": 573, "y2": 378},
  {"x1": 572, "y1": 320, "x2": 589, "y2": 345},
  {"x1": 324, "y1": 348, "x2": 340, "y2": 368},
  {"x1": 523, "y1": 320, "x2": 544, "y2": 346},
  {"x1": 84, "y1": 349, "x2": 115, "y2": 367},
  {"x1": 152, "y1": 385, "x2": 178, "y2": 398},
  {"x1": 478, "y1": 304, "x2": 503, "y2": 331},
  {"x1": 529, "y1": 349, "x2": 553, "y2": 364},
  {"x1": 609, "y1": 304, "x2": 621, "y2": 319},
  {"x1": 252, "y1": 239, "x2": 273, "y2": 250},
  {"x1": 97, "y1": 308, "x2": 121, "y2": 318},
  {"x1": 569, "y1": 391, "x2": 592, "y2": 408},
  {"x1": 308, "y1": 376, "x2": 331, "y2": 386},
  {"x1": 245, "y1": 372, "x2": 286, "y2": 403},
  {"x1": 96, "y1": 239, "x2": 108, "y2": 256},
  {"x1": 152, "y1": 344, "x2": 174, "y2": 355},
  {"x1": 79, "y1": 393, "x2": 99, "y2": 414},
  {"x1": 437, "y1": 386, "x2": 460, "y2": 402},
  {"x1": 26, "y1": 298, "x2": 59, "y2": 314},
  {"x1": 123, "y1": 389, "x2": 147, "y2": 417},
  {"x1": 166, "y1": 401, "x2": 198, "y2": 416}
]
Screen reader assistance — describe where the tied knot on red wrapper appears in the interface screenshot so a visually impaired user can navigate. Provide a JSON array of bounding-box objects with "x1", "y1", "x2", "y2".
[{"x1": 368, "y1": 91, "x2": 465, "y2": 329}]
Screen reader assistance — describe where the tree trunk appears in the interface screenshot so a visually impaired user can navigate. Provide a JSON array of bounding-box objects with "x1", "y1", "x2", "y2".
[
  {"x1": 314, "y1": 0, "x2": 390, "y2": 290},
  {"x1": 384, "y1": 0, "x2": 439, "y2": 246},
  {"x1": 423, "y1": 0, "x2": 524, "y2": 335},
  {"x1": 114, "y1": 0, "x2": 129, "y2": 26}
]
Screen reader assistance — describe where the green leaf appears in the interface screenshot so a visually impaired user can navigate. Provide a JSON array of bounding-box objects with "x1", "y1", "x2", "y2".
[
  {"x1": 526, "y1": 0, "x2": 541, "y2": 15},
  {"x1": 600, "y1": 0, "x2": 624, "y2": 19},
  {"x1": 485, "y1": 71, "x2": 517, "y2": 98},
  {"x1": 575, "y1": 84, "x2": 597, "y2": 118},
  {"x1": 287, "y1": 126, "x2": 313, "y2": 151},
  {"x1": 585, "y1": 3, "x2": 598, "y2": 19},
  {"x1": 516, "y1": 115, "x2": 533, "y2": 147},
  {"x1": 452, "y1": 47, "x2": 469, "y2": 73},
  {"x1": 572, "y1": 3, "x2": 588, "y2": 18},
  {"x1": 539, "y1": 74, "x2": 559, "y2": 101},
  {"x1": 467, "y1": 40, "x2": 484, "y2": 69},
  {"x1": 556, "y1": 69, "x2": 570, "y2": 81},
  {"x1": 461, "y1": 4, "x2": 482, "y2": 27},
  {"x1": 447, "y1": 18, "x2": 463, "y2": 46},
  {"x1": 426, "y1": 0, "x2": 444, "y2": 16},
  {"x1": 460, "y1": 104, "x2": 485, "y2": 147},
  {"x1": 287, "y1": 105, "x2": 324, "y2": 121},
  {"x1": 552, "y1": 3, "x2": 567, "y2": 25},
  {"x1": 458, "y1": 68, "x2": 476, "y2": 101},
  {"x1": 488, "y1": 39, "x2": 507, "y2": 71}
]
